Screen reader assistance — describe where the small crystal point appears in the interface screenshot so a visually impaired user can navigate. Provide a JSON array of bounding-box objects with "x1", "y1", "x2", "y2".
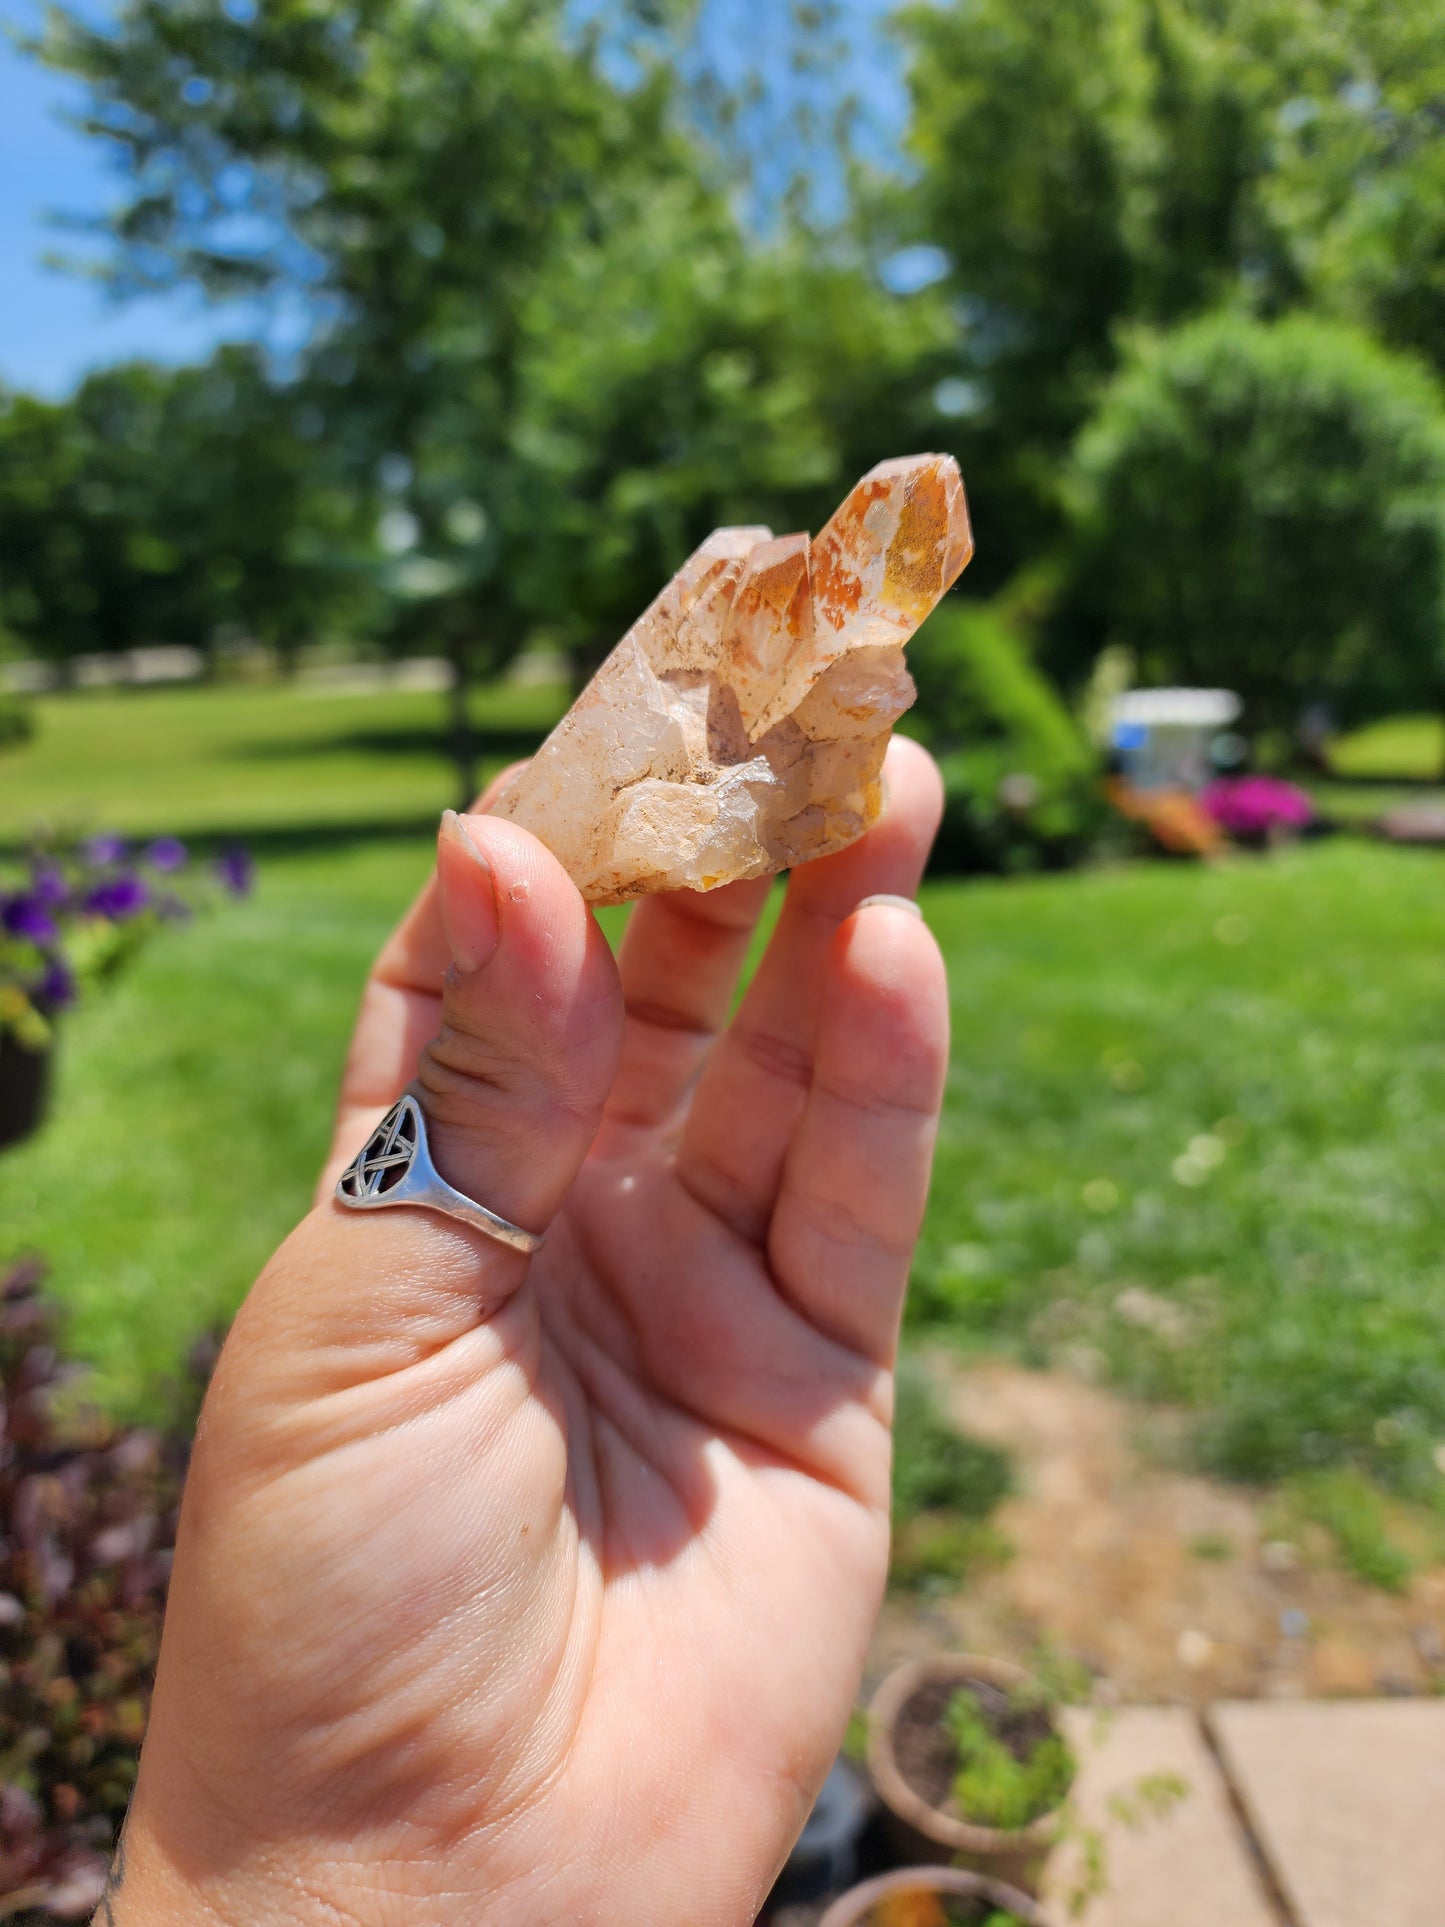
[{"x1": 496, "y1": 455, "x2": 972, "y2": 903}]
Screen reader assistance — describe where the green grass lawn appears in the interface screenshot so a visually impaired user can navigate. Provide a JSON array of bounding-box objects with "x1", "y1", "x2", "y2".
[
  {"x1": 4, "y1": 688, "x2": 1445, "y2": 1514},
  {"x1": 0, "y1": 677, "x2": 567, "y2": 846},
  {"x1": 916, "y1": 841, "x2": 1445, "y2": 1499}
]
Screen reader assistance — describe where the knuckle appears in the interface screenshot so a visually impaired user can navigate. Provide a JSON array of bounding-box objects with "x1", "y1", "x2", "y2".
[
  {"x1": 731, "y1": 1021, "x2": 814, "y2": 1093},
  {"x1": 417, "y1": 1033, "x2": 601, "y2": 1142}
]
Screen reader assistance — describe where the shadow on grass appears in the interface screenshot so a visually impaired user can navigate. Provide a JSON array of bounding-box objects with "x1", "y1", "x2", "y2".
[
  {"x1": 1322, "y1": 771, "x2": 1445, "y2": 790},
  {"x1": 222, "y1": 724, "x2": 551, "y2": 764},
  {"x1": 0, "y1": 815, "x2": 448, "y2": 862},
  {"x1": 185, "y1": 815, "x2": 460, "y2": 858}
]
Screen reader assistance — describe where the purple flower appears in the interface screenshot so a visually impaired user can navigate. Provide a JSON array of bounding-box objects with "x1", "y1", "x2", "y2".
[
  {"x1": 144, "y1": 836, "x2": 188, "y2": 873},
  {"x1": 84, "y1": 875, "x2": 150, "y2": 921},
  {"x1": 29, "y1": 863, "x2": 69, "y2": 907},
  {"x1": 2, "y1": 895, "x2": 59, "y2": 945},
  {"x1": 1201, "y1": 776, "x2": 1315, "y2": 840},
  {"x1": 36, "y1": 959, "x2": 75, "y2": 1010},
  {"x1": 82, "y1": 834, "x2": 127, "y2": 866},
  {"x1": 214, "y1": 848, "x2": 253, "y2": 898}
]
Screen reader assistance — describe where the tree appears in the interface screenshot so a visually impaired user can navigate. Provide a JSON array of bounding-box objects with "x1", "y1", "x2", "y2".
[
  {"x1": 0, "y1": 352, "x2": 373, "y2": 674},
  {"x1": 895, "y1": 0, "x2": 1277, "y2": 582},
  {"x1": 893, "y1": 0, "x2": 1445, "y2": 587},
  {"x1": 145, "y1": 348, "x2": 378, "y2": 668},
  {"x1": 505, "y1": 204, "x2": 956, "y2": 680},
  {"x1": 37, "y1": 0, "x2": 733, "y2": 795},
  {"x1": 0, "y1": 383, "x2": 138, "y2": 670},
  {"x1": 34, "y1": 0, "x2": 992, "y2": 796},
  {"x1": 1253, "y1": 0, "x2": 1445, "y2": 376},
  {"x1": 1056, "y1": 310, "x2": 1445, "y2": 732}
]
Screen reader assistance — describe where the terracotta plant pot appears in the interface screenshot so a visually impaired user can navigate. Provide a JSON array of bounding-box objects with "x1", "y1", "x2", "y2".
[
  {"x1": 818, "y1": 1864, "x2": 1052, "y2": 1927},
  {"x1": 0, "y1": 1029, "x2": 51, "y2": 1152},
  {"x1": 866, "y1": 1656, "x2": 1066, "y2": 1894}
]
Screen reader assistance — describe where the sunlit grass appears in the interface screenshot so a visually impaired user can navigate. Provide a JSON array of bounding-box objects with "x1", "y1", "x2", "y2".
[
  {"x1": 915, "y1": 840, "x2": 1445, "y2": 1499},
  {"x1": 0, "y1": 676, "x2": 567, "y2": 844},
  {"x1": 1329, "y1": 713, "x2": 1444, "y2": 782}
]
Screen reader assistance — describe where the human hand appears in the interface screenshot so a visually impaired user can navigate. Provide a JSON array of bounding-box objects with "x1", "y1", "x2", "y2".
[{"x1": 105, "y1": 737, "x2": 948, "y2": 1927}]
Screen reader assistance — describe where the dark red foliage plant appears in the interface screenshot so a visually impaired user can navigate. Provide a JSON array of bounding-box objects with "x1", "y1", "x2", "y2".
[{"x1": 0, "y1": 1258, "x2": 210, "y2": 1922}]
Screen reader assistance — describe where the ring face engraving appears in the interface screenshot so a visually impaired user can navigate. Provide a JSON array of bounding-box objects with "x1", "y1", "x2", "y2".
[
  {"x1": 335, "y1": 1095, "x2": 545, "y2": 1257},
  {"x1": 339, "y1": 1098, "x2": 420, "y2": 1201}
]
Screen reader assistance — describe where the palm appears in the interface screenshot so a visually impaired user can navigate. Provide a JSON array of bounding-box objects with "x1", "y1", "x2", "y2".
[
  {"x1": 495, "y1": 1148, "x2": 892, "y2": 1920},
  {"x1": 146, "y1": 741, "x2": 944, "y2": 1927}
]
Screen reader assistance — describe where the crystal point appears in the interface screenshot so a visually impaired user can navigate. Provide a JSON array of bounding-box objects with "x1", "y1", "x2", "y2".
[{"x1": 496, "y1": 455, "x2": 973, "y2": 903}]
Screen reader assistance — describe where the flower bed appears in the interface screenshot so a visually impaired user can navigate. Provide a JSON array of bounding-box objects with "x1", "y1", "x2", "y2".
[{"x1": 0, "y1": 1260, "x2": 209, "y2": 1919}]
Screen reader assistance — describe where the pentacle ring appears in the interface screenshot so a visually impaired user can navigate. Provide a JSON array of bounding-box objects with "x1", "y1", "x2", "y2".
[{"x1": 335, "y1": 1094, "x2": 545, "y2": 1257}]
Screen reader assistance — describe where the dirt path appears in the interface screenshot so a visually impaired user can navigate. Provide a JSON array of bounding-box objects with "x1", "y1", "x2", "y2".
[{"x1": 871, "y1": 1358, "x2": 1445, "y2": 1703}]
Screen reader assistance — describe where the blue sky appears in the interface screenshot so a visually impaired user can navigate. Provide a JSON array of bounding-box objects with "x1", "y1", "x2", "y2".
[
  {"x1": 0, "y1": 0, "x2": 250, "y2": 394},
  {"x1": 0, "y1": 0, "x2": 908, "y2": 399}
]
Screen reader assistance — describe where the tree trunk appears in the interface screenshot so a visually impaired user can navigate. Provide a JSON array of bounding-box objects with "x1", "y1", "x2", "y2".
[
  {"x1": 446, "y1": 638, "x2": 478, "y2": 809},
  {"x1": 568, "y1": 636, "x2": 609, "y2": 699}
]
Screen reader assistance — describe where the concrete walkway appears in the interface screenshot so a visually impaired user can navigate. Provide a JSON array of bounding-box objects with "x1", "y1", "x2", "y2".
[{"x1": 1045, "y1": 1700, "x2": 1445, "y2": 1926}]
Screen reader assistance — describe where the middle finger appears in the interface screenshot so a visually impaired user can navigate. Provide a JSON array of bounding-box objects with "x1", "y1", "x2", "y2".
[{"x1": 675, "y1": 735, "x2": 944, "y2": 1242}]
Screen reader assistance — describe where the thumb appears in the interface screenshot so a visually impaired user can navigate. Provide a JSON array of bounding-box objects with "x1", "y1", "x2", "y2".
[
  {"x1": 228, "y1": 812, "x2": 622, "y2": 1392},
  {"x1": 417, "y1": 808, "x2": 624, "y2": 1251}
]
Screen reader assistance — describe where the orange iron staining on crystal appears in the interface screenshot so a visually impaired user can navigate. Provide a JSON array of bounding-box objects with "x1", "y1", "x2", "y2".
[{"x1": 494, "y1": 455, "x2": 973, "y2": 903}]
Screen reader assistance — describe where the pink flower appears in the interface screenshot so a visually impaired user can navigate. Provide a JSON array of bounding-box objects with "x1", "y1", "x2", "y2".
[{"x1": 1201, "y1": 776, "x2": 1314, "y2": 839}]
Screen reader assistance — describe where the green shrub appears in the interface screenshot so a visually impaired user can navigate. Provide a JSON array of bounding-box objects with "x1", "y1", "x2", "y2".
[
  {"x1": 0, "y1": 695, "x2": 33, "y2": 752},
  {"x1": 1061, "y1": 311, "x2": 1445, "y2": 730},
  {"x1": 905, "y1": 599, "x2": 1101, "y2": 874}
]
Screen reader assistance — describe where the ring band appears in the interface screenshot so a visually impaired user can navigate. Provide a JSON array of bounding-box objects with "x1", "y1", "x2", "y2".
[{"x1": 335, "y1": 1094, "x2": 545, "y2": 1256}]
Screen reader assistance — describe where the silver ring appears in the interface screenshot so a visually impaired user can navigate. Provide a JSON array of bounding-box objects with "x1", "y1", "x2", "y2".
[{"x1": 335, "y1": 1094, "x2": 545, "y2": 1256}]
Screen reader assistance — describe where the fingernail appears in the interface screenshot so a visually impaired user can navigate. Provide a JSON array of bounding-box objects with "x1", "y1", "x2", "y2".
[
  {"x1": 857, "y1": 893, "x2": 923, "y2": 919},
  {"x1": 438, "y1": 810, "x2": 501, "y2": 973}
]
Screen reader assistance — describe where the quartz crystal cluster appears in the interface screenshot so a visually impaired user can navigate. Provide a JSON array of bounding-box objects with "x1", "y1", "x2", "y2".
[{"x1": 495, "y1": 453, "x2": 973, "y2": 903}]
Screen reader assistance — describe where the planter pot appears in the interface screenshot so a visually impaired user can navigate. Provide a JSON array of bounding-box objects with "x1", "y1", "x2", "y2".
[
  {"x1": 0, "y1": 1029, "x2": 52, "y2": 1152},
  {"x1": 866, "y1": 1656, "x2": 1065, "y2": 1894},
  {"x1": 818, "y1": 1865, "x2": 1052, "y2": 1927}
]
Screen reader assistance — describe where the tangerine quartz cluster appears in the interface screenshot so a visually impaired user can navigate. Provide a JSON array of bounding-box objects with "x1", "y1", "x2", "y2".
[{"x1": 495, "y1": 453, "x2": 973, "y2": 903}]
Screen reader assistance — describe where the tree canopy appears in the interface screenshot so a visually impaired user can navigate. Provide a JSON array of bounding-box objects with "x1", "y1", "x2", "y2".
[{"x1": 33, "y1": 2, "x2": 721, "y2": 672}]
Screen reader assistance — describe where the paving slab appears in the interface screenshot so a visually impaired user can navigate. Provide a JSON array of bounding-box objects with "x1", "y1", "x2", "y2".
[
  {"x1": 1045, "y1": 1708, "x2": 1279, "y2": 1927},
  {"x1": 1210, "y1": 1699, "x2": 1445, "y2": 1927}
]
